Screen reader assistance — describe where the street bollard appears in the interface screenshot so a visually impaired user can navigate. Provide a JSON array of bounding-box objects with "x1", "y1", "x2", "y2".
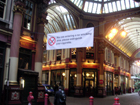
[
  {"x1": 89, "y1": 96, "x2": 94, "y2": 105},
  {"x1": 113, "y1": 97, "x2": 120, "y2": 105},
  {"x1": 44, "y1": 93, "x2": 48, "y2": 105},
  {"x1": 27, "y1": 91, "x2": 34, "y2": 105}
]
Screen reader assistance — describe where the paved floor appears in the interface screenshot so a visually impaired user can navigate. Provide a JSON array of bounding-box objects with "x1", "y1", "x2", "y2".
[{"x1": 49, "y1": 93, "x2": 140, "y2": 105}]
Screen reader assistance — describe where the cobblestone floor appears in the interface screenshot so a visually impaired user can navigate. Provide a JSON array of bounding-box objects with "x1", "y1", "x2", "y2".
[{"x1": 49, "y1": 93, "x2": 140, "y2": 105}]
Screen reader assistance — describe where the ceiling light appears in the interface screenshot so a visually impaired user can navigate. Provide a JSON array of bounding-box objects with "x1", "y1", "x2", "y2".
[
  {"x1": 121, "y1": 31, "x2": 127, "y2": 38},
  {"x1": 110, "y1": 28, "x2": 118, "y2": 35}
]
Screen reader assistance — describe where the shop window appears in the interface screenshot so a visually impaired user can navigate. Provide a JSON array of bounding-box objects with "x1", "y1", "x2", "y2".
[
  {"x1": 71, "y1": 48, "x2": 76, "y2": 59},
  {"x1": 23, "y1": 0, "x2": 33, "y2": 30},
  {"x1": 18, "y1": 48, "x2": 32, "y2": 69},
  {"x1": 51, "y1": 70, "x2": 65, "y2": 86},
  {"x1": 56, "y1": 49, "x2": 61, "y2": 61},
  {"x1": 42, "y1": 71, "x2": 49, "y2": 84},
  {"x1": 86, "y1": 47, "x2": 94, "y2": 59},
  {"x1": 114, "y1": 75, "x2": 119, "y2": 87},
  {"x1": 106, "y1": 72, "x2": 113, "y2": 95},
  {"x1": 0, "y1": 0, "x2": 6, "y2": 18}
]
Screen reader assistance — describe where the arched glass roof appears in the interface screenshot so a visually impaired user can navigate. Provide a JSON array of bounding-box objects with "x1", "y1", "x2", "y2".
[
  {"x1": 69, "y1": 0, "x2": 140, "y2": 14},
  {"x1": 44, "y1": 4, "x2": 77, "y2": 44},
  {"x1": 106, "y1": 17, "x2": 140, "y2": 57}
]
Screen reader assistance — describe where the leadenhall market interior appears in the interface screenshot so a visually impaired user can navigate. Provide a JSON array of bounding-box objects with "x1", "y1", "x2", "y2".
[{"x1": 0, "y1": 0, "x2": 140, "y2": 105}]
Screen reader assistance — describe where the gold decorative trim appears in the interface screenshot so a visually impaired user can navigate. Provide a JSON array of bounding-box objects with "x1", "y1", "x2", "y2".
[{"x1": 13, "y1": 5, "x2": 25, "y2": 14}]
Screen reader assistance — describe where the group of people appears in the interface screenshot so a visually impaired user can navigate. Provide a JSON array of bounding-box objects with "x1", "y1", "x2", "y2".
[{"x1": 48, "y1": 85, "x2": 66, "y2": 105}]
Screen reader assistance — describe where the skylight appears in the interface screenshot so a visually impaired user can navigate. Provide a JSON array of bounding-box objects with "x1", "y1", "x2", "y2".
[
  {"x1": 56, "y1": 6, "x2": 68, "y2": 13},
  {"x1": 70, "y1": 0, "x2": 140, "y2": 14}
]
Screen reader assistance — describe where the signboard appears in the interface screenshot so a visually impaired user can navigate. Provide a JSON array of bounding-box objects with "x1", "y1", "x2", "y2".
[
  {"x1": 47, "y1": 27, "x2": 94, "y2": 50},
  {"x1": 99, "y1": 80, "x2": 104, "y2": 84}
]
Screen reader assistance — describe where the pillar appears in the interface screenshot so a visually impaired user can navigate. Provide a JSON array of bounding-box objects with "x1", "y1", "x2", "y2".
[
  {"x1": 3, "y1": 45, "x2": 10, "y2": 86},
  {"x1": 97, "y1": 39, "x2": 106, "y2": 97},
  {"x1": 9, "y1": 1, "x2": 25, "y2": 84},
  {"x1": 118, "y1": 75, "x2": 121, "y2": 87},
  {"x1": 64, "y1": 69, "x2": 69, "y2": 95},
  {"x1": 76, "y1": 48, "x2": 83, "y2": 86},
  {"x1": 35, "y1": 12, "x2": 48, "y2": 84},
  {"x1": 48, "y1": 70, "x2": 51, "y2": 85}
]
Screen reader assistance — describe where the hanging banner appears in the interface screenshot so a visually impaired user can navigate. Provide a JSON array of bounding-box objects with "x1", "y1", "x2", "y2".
[{"x1": 46, "y1": 27, "x2": 94, "y2": 50}]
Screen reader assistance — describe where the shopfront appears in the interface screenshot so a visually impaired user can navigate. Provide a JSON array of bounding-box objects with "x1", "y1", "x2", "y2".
[
  {"x1": 105, "y1": 71, "x2": 113, "y2": 95},
  {"x1": 69, "y1": 69, "x2": 77, "y2": 96},
  {"x1": 51, "y1": 70, "x2": 65, "y2": 87},
  {"x1": 121, "y1": 75, "x2": 125, "y2": 93},
  {"x1": 126, "y1": 76, "x2": 129, "y2": 92},
  {"x1": 42, "y1": 71, "x2": 49, "y2": 84},
  {"x1": 114, "y1": 74, "x2": 119, "y2": 88},
  {"x1": 82, "y1": 69, "x2": 98, "y2": 97}
]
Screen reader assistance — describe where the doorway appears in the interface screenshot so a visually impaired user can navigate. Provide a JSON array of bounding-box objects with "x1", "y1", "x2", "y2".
[
  {"x1": 84, "y1": 79, "x2": 95, "y2": 96},
  {"x1": 106, "y1": 72, "x2": 113, "y2": 95},
  {"x1": 82, "y1": 69, "x2": 97, "y2": 97}
]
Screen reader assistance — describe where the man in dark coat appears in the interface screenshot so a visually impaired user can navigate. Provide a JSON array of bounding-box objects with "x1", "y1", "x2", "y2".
[{"x1": 54, "y1": 86, "x2": 66, "y2": 105}]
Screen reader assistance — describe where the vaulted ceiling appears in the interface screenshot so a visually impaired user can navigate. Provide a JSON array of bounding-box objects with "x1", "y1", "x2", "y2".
[{"x1": 44, "y1": 0, "x2": 140, "y2": 58}]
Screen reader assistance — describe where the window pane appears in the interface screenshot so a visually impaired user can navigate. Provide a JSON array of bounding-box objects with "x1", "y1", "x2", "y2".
[
  {"x1": 24, "y1": 0, "x2": 33, "y2": 30},
  {"x1": 0, "y1": 0, "x2": 5, "y2": 18},
  {"x1": 84, "y1": 1, "x2": 88, "y2": 12},
  {"x1": 112, "y1": 2, "x2": 117, "y2": 12},
  {"x1": 108, "y1": 3, "x2": 113, "y2": 12},
  {"x1": 88, "y1": 2, "x2": 93, "y2": 13},
  {"x1": 121, "y1": 0, "x2": 125, "y2": 10},
  {"x1": 96, "y1": 3, "x2": 101, "y2": 14},
  {"x1": 125, "y1": 0, "x2": 130, "y2": 9},
  {"x1": 116, "y1": 1, "x2": 121, "y2": 11},
  {"x1": 92, "y1": 3, "x2": 97, "y2": 13},
  {"x1": 135, "y1": 1, "x2": 140, "y2": 7},
  {"x1": 104, "y1": 3, "x2": 109, "y2": 13}
]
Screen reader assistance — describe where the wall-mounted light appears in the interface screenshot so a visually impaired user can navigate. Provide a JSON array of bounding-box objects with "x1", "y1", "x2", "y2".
[
  {"x1": 92, "y1": 74, "x2": 94, "y2": 77},
  {"x1": 62, "y1": 73, "x2": 65, "y2": 76},
  {"x1": 74, "y1": 74, "x2": 77, "y2": 77}
]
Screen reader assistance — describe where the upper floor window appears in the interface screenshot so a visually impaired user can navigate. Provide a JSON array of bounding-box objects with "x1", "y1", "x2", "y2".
[
  {"x1": 23, "y1": 0, "x2": 33, "y2": 30},
  {"x1": 71, "y1": 48, "x2": 76, "y2": 59},
  {"x1": 108, "y1": 49, "x2": 111, "y2": 63},
  {"x1": 86, "y1": 47, "x2": 94, "y2": 59},
  {"x1": 0, "y1": 0, "x2": 6, "y2": 18},
  {"x1": 43, "y1": 50, "x2": 47, "y2": 62},
  {"x1": 56, "y1": 49, "x2": 61, "y2": 61}
]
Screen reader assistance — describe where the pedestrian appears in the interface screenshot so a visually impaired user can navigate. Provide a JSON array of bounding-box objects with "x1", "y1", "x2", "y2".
[{"x1": 54, "y1": 86, "x2": 66, "y2": 105}]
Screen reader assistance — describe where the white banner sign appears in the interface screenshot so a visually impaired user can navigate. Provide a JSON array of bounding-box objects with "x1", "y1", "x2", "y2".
[{"x1": 46, "y1": 27, "x2": 94, "y2": 50}]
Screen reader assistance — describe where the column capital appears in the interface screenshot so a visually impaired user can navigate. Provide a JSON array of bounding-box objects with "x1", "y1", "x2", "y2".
[
  {"x1": 14, "y1": 0, "x2": 26, "y2": 14},
  {"x1": 37, "y1": 13, "x2": 48, "y2": 24},
  {"x1": 77, "y1": 48, "x2": 83, "y2": 52},
  {"x1": 37, "y1": 2, "x2": 48, "y2": 24},
  {"x1": 98, "y1": 39, "x2": 105, "y2": 51}
]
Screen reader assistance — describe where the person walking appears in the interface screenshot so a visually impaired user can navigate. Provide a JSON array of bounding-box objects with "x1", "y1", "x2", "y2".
[{"x1": 54, "y1": 86, "x2": 66, "y2": 105}]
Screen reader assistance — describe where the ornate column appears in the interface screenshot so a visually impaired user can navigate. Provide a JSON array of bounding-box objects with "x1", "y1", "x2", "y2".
[
  {"x1": 97, "y1": 39, "x2": 106, "y2": 97},
  {"x1": 64, "y1": 49, "x2": 70, "y2": 95},
  {"x1": 9, "y1": 0, "x2": 25, "y2": 85},
  {"x1": 5, "y1": 1, "x2": 25, "y2": 105},
  {"x1": 35, "y1": 3, "x2": 48, "y2": 85},
  {"x1": 3, "y1": 44, "x2": 10, "y2": 86},
  {"x1": 76, "y1": 48, "x2": 83, "y2": 86}
]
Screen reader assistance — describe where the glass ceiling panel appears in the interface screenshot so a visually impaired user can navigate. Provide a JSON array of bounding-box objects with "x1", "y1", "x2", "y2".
[{"x1": 69, "y1": 0, "x2": 140, "y2": 14}]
